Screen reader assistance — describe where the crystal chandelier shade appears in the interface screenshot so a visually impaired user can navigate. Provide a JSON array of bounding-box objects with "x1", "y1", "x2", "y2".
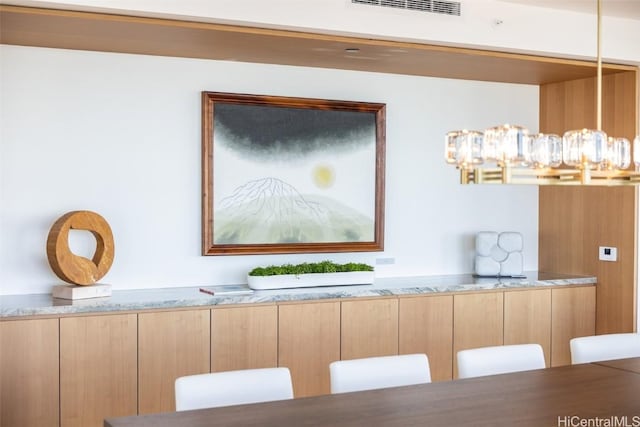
[
  {"x1": 445, "y1": 127, "x2": 639, "y2": 185},
  {"x1": 529, "y1": 133, "x2": 562, "y2": 168},
  {"x1": 444, "y1": 0, "x2": 639, "y2": 186}
]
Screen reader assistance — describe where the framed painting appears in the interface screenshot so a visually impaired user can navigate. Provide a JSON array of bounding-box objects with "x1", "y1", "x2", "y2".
[{"x1": 202, "y1": 92, "x2": 385, "y2": 255}]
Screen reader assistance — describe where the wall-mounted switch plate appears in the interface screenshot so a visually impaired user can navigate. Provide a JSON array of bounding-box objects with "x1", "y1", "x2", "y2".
[
  {"x1": 376, "y1": 257, "x2": 395, "y2": 265},
  {"x1": 599, "y1": 246, "x2": 617, "y2": 262}
]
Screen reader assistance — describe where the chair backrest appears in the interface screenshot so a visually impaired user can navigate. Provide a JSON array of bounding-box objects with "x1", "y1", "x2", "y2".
[
  {"x1": 457, "y1": 344, "x2": 546, "y2": 379},
  {"x1": 329, "y1": 353, "x2": 431, "y2": 394},
  {"x1": 570, "y1": 333, "x2": 640, "y2": 364},
  {"x1": 175, "y1": 367, "x2": 293, "y2": 411}
]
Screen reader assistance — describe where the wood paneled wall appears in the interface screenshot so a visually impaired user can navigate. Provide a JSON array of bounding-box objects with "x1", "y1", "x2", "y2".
[{"x1": 539, "y1": 70, "x2": 638, "y2": 334}]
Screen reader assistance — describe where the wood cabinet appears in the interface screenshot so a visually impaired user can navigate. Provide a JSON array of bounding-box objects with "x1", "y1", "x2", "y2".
[
  {"x1": 551, "y1": 286, "x2": 596, "y2": 366},
  {"x1": 341, "y1": 298, "x2": 399, "y2": 360},
  {"x1": 278, "y1": 301, "x2": 340, "y2": 397},
  {"x1": 453, "y1": 292, "x2": 504, "y2": 378},
  {"x1": 0, "y1": 284, "x2": 597, "y2": 426},
  {"x1": 138, "y1": 310, "x2": 210, "y2": 414},
  {"x1": 399, "y1": 295, "x2": 453, "y2": 381},
  {"x1": 504, "y1": 289, "x2": 552, "y2": 367},
  {"x1": 211, "y1": 305, "x2": 278, "y2": 371},
  {"x1": 60, "y1": 314, "x2": 137, "y2": 427},
  {"x1": 1, "y1": 318, "x2": 59, "y2": 427}
]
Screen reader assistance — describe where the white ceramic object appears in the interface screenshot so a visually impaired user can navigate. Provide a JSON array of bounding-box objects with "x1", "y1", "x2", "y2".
[
  {"x1": 474, "y1": 256, "x2": 500, "y2": 276},
  {"x1": 247, "y1": 271, "x2": 375, "y2": 290},
  {"x1": 500, "y1": 252, "x2": 523, "y2": 276},
  {"x1": 475, "y1": 231, "x2": 499, "y2": 256},
  {"x1": 498, "y1": 232, "x2": 523, "y2": 252},
  {"x1": 475, "y1": 231, "x2": 523, "y2": 277}
]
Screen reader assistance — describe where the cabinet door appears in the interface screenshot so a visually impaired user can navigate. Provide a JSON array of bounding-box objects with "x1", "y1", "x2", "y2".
[
  {"x1": 138, "y1": 309, "x2": 210, "y2": 414},
  {"x1": 341, "y1": 298, "x2": 398, "y2": 360},
  {"x1": 60, "y1": 314, "x2": 137, "y2": 427},
  {"x1": 504, "y1": 289, "x2": 552, "y2": 367},
  {"x1": 453, "y1": 292, "x2": 504, "y2": 378},
  {"x1": 399, "y1": 295, "x2": 453, "y2": 381},
  {"x1": 211, "y1": 305, "x2": 278, "y2": 371},
  {"x1": 551, "y1": 286, "x2": 596, "y2": 367},
  {"x1": 1, "y1": 318, "x2": 59, "y2": 427},
  {"x1": 279, "y1": 302, "x2": 340, "y2": 397}
]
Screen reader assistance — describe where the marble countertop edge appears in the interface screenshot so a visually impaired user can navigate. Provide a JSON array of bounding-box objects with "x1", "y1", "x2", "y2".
[{"x1": 0, "y1": 272, "x2": 597, "y2": 318}]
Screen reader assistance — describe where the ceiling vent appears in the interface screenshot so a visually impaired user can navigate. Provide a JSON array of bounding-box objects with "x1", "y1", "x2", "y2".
[{"x1": 352, "y1": 0, "x2": 461, "y2": 16}]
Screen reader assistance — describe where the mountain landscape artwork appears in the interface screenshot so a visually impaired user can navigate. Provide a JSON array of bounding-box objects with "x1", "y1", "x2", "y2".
[
  {"x1": 214, "y1": 177, "x2": 373, "y2": 244},
  {"x1": 202, "y1": 92, "x2": 385, "y2": 255}
]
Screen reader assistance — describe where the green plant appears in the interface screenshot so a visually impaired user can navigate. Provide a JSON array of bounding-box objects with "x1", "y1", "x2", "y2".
[{"x1": 248, "y1": 260, "x2": 374, "y2": 276}]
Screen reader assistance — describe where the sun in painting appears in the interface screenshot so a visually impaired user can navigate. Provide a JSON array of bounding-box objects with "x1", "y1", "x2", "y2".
[{"x1": 312, "y1": 164, "x2": 335, "y2": 189}]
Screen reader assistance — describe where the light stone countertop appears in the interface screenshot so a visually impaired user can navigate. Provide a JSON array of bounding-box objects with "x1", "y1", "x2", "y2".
[{"x1": 0, "y1": 271, "x2": 596, "y2": 318}]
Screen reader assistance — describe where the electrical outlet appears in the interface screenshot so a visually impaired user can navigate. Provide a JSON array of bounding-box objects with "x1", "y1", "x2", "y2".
[
  {"x1": 599, "y1": 246, "x2": 617, "y2": 262},
  {"x1": 376, "y1": 257, "x2": 395, "y2": 265}
]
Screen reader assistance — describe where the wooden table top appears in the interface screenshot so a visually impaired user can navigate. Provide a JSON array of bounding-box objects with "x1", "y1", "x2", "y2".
[
  {"x1": 594, "y1": 357, "x2": 640, "y2": 374},
  {"x1": 105, "y1": 362, "x2": 640, "y2": 427}
]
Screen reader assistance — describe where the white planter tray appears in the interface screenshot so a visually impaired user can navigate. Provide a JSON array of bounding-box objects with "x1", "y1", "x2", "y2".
[{"x1": 247, "y1": 271, "x2": 375, "y2": 290}]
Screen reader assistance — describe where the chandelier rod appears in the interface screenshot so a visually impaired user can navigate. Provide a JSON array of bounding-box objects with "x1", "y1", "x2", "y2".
[{"x1": 596, "y1": 0, "x2": 602, "y2": 131}]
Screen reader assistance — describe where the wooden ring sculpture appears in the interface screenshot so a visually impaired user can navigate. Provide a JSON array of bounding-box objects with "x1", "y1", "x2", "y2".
[{"x1": 46, "y1": 210, "x2": 114, "y2": 285}]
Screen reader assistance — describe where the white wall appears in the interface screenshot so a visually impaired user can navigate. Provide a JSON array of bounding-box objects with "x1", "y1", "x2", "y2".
[{"x1": 0, "y1": 45, "x2": 539, "y2": 295}]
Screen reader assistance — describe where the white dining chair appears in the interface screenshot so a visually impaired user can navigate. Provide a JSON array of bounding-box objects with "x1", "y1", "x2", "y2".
[
  {"x1": 457, "y1": 343, "x2": 546, "y2": 379},
  {"x1": 329, "y1": 353, "x2": 431, "y2": 394},
  {"x1": 175, "y1": 367, "x2": 294, "y2": 411},
  {"x1": 570, "y1": 333, "x2": 640, "y2": 364}
]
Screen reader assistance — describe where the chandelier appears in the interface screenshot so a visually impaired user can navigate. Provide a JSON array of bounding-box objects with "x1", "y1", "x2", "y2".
[{"x1": 444, "y1": 0, "x2": 640, "y2": 185}]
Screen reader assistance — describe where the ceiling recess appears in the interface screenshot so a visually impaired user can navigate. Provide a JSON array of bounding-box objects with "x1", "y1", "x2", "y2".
[{"x1": 352, "y1": 0, "x2": 462, "y2": 16}]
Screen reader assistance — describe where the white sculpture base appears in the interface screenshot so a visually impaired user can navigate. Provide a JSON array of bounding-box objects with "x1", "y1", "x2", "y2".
[{"x1": 52, "y1": 284, "x2": 112, "y2": 300}]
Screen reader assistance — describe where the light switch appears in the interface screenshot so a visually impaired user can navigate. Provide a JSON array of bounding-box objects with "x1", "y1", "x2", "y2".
[{"x1": 599, "y1": 246, "x2": 617, "y2": 262}]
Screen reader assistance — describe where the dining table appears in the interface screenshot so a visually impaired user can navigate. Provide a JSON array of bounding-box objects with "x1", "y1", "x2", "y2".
[
  {"x1": 594, "y1": 357, "x2": 640, "y2": 374},
  {"x1": 105, "y1": 359, "x2": 640, "y2": 427}
]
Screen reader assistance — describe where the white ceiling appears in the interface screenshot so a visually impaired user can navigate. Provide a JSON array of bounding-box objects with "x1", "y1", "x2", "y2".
[{"x1": 499, "y1": 0, "x2": 640, "y2": 19}]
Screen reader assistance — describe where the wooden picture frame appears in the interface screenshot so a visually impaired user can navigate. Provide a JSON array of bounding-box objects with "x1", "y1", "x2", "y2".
[{"x1": 202, "y1": 92, "x2": 385, "y2": 255}]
